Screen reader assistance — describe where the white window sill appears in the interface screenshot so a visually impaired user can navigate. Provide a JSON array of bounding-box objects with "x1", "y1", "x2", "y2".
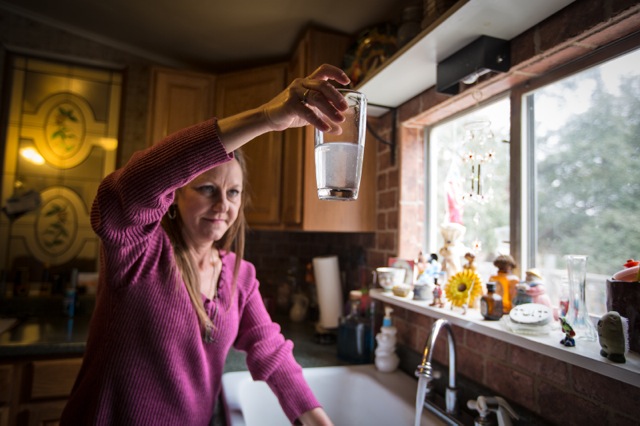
[{"x1": 370, "y1": 289, "x2": 640, "y2": 388}]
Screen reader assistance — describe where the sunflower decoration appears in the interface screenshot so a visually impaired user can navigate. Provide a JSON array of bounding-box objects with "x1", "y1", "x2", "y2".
[{"x1": 444, "y1": 269, "x2": 483, "y2": 313}]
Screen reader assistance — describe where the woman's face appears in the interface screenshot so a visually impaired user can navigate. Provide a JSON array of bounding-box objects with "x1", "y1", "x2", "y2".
[{"x1": 175, "y1": 159, "x2": 243, "y2": 248}]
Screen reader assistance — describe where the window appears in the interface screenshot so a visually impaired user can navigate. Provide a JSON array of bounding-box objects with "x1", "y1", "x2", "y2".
[
  {"x1": 426, "y1": 45, "x2": 640, "y2": 318},
  {"x1": 427, "y1": 98, "x2": 510, "y2": 280},
  {"x1": 523, "y1": 47, "x2": 640, "y2": 316}
]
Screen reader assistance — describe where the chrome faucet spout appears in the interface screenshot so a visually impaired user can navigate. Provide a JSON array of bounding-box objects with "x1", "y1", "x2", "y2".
[{"x1": 415, "y1": 318, "x2": 458, "y2": 414}]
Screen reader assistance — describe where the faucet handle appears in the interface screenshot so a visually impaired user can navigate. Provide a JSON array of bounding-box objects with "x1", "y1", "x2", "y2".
[{"x1": 468, "y1": 396, "x2": 519, "y2": 426}]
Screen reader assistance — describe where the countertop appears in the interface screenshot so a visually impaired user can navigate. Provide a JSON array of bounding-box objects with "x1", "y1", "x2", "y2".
[
  {"x1": 0, "y1": 307, "x2": 347, "y2": 370},
  {"x1": 0, "y1": 314, "x2": 89, "y2": 358}
]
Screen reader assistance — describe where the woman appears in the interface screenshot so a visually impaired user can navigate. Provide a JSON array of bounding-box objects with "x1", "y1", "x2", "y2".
[{"x1": 60, "y1": 64, "x2": 350, "y2": 425}]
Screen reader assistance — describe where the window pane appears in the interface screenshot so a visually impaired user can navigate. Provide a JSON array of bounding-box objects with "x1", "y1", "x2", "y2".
[
  {"x1": 529, "y1": 48, "x2": 640, "y2": 315},
  {"x1": 428, "y1": 98, "x2": 510, "y2": 279}
]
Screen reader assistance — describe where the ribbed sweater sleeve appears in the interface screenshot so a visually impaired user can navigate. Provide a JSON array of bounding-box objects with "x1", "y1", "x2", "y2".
[{"x1": 234, "y1": 265, "x2": 321, "y2": 423}]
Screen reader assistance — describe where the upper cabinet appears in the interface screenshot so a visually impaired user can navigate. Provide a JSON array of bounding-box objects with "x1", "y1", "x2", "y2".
[
  {"x1": 286, "y1": 28, "x2": 376, "y2": 232},
  {"x1": 147, "y1": 68, "x2": 216, "y2": 144},
  {"x1": 146, "y1": 27, "x2": 376, "y2": 232},
  {"x1": 215, "y1": 64, "x2": 287, "y2": 226}
]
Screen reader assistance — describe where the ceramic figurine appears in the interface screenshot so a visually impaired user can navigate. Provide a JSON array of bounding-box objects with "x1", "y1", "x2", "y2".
[
  {"x1": 489, "y1": 254, "x2": 520, "y2": 314},
  {"x1": 438, "y1": 223, "x2": 467, "y2": 283},
  {"x1": 463, "y1": 252, "x2": 476, "y2": 270},
  {"x1": 512, "y1": 282, "x2": 532, "y2": 307},
  {"x1": 597, "y1": 311, "x2": 628, "y2": 363},
  {"x1": 429, "y1": 279, "x2": 444, "y2": 308},
  {"x1": 523, "y1": 269, "x2": 552, "y2": 308},
  {"x1": 559, "y1": 317, "x2": 576, "y2": 347}
]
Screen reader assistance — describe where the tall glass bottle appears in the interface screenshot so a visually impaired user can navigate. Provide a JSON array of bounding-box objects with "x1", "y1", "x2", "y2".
[
  {"x1": 565, "y1": 255, "x2": 597, "y2": 341},
  {"x1": 337, "y1": 291, "x2": 373, "y2": 364}
]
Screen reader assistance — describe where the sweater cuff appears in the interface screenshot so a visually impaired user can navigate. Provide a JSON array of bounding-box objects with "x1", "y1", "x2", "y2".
[{"x1": 266, "y1": 364, "x2": 321, "y2": 423}]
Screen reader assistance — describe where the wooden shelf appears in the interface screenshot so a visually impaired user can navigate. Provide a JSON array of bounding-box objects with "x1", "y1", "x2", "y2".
[{"x1": 357, "y1": 0, "x2": 575, "y2": 116}]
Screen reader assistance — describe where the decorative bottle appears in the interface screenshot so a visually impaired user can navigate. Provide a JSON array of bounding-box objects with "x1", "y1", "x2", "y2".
[
  {"x1": 480, "y1": 282, "x2": 503, "y2": 320},
  {"x1": 374, "y1": 307, "x2": 400, "y2": 372},
  {"x1": 337, "y1": 291, "x2": 373, "y2": 364},
  {"x1": 565, "y1": 255, "x2": 597, "y2": 341}
]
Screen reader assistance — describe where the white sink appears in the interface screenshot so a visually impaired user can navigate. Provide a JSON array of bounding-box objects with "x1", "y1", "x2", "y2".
[{"x1": 221, "y1": 364, "x2": 445, "y2": 426}]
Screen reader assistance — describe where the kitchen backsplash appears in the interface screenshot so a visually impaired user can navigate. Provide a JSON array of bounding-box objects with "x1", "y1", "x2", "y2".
[{"x1": 244, "y1": 230, "x2": 374, "y2": 303}]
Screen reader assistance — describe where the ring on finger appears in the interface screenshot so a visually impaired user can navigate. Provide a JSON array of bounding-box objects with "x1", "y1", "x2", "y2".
[{"x1": 301, "y1": 89, "x2": 311, "y2": 105}]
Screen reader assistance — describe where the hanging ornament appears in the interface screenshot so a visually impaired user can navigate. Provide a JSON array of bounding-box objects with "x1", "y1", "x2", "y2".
[{"x1": 461, "y1": 120, "x2": 496, "y2": 204}]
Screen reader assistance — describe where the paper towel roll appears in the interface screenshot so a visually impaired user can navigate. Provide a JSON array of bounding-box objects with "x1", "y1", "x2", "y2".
[{"x1": 312, "y1": 255, "x2": 343, "y2": 330}]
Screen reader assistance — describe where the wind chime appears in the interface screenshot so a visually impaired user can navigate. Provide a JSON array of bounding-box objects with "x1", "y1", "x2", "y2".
[{"x1": 461, "y1": 119, "x2": 496, "y2": 203}]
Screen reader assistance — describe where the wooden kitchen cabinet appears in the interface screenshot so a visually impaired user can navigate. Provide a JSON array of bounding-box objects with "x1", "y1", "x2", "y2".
[
  {"x1": 147, "y1": 67, "x2": 216, "y2": 145},
  {"x1": 215, "y1": 64, "x2": 287, "y2": 226},
  {"x1": 146, "y1": 27, "x2": 375, "y2": 232},
  {"x1": 1, "y1": 356, "x2": 82, "y2": 426},
  {"x1": 286, "y1": 28, "x2": 376, "y2": 232}
]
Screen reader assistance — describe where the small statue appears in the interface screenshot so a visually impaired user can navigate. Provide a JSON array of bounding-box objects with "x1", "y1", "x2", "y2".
[
  {"x1": 489, "y1": 254, "x2": 519, "y2": 314},
  {"x1": 512, "y1": 282, "x2": 533, "y2": 307},
  {"x1": 463, "y1": 252, "x2": 476, "y2": 270},
  {"x1": 597, "y1": 311, "x2": 628, "y2": 363},
  {"x1": 523, "y1": 269, "x2": 552, "y2": 307},
  {"x1": 559, "y1": 317, "x2": 576, "y2": 347},
  {"x1": 438, "y1": 223, "x2": 466, "y2": 283},
  {"x1": 429, "y1": 279, "x2": 444, "y2": 308},
  {"x1": 416, "y1": 252, "x2": 441, "y2": 286}
]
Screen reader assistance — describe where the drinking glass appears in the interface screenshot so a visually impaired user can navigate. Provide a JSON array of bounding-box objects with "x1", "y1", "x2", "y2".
[{"x1": 314, "y1": 89, "x2": 367, "y2": 201}]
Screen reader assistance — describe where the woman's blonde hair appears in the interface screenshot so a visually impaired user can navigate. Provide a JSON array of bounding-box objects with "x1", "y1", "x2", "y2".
[{"x1": 161, "y1": 150, "x2": 249, "y2": 338}]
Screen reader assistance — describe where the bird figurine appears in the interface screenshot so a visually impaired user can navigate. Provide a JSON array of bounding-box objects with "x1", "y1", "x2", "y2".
[{"x1": 559, "y1": 317, "x2": 576, "y2": 347}]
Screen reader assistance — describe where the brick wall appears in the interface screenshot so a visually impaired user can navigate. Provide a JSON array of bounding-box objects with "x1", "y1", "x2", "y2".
[
  {"x1": 390, "y1": 305, "x2": 640, "y2": 424},
  {"x1": 376, "y1": 0, "x2": 640, "y2": 424}
]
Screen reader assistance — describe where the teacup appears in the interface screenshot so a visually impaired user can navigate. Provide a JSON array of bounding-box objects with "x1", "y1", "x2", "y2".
[{"x1": 375, "y1": 267, "x2": 406, "y2": 292}]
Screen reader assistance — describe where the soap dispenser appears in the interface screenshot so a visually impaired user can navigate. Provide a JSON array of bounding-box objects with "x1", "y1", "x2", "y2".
[{"x1": 374, "y1": 307, "x2": 400, "y2": 372}]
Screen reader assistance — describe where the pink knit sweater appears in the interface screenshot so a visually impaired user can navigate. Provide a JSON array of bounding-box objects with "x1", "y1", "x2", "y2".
[{"x1": 61, "y1": 119, "x2": 320, "y2": 425}]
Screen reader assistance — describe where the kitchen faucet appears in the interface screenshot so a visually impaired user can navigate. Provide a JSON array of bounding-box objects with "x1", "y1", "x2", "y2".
[{"x1": 415, "y1": 318, "x2": 459, "y2": 424}]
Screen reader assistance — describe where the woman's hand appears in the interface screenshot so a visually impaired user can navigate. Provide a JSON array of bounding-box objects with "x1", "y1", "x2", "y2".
[
  {"x1": 263, "y1": 64, "x2": 351, "y2": 133},
  {"x1": 294, "y1": 407, "x2": 334, "y2": 426},
  {"x1": 217, "y1": 64, "x2": 350, "y2": 153}
]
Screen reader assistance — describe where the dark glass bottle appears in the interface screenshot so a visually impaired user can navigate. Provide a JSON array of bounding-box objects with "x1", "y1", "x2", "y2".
[
  {"x1": 480, "y1": 282, "x2": 503, "y2": 320},
  {"x1": 337, "y1": 292, "x2": 373, "y2": 364}
]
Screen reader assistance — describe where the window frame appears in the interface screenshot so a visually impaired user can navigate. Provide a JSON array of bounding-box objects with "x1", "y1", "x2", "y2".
[{"x1": 510, "y1": 32, "x2": 640, "y2": 275}]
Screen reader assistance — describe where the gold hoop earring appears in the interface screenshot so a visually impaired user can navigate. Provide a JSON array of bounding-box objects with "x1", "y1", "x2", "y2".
[{"x1": 168, "y1": 204, "x2": 177, "y2": 220}]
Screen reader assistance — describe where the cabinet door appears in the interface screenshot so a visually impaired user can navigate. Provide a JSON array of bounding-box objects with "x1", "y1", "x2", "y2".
[
  {"x1": 29, "y1": 359, "x2": 82, "y2": 399},
  {"x1": 281, "y1": 42, "x2": 307, "y2": 226},
  {"x1": 292, "y1": 29, "x2": 376, "y2": 232},
  {"x1": 147, "y1": 68, "x2": 216, "y2": 145},
  {"x1": 216, "y1": 64, "x2": 286, "y2": 226}
]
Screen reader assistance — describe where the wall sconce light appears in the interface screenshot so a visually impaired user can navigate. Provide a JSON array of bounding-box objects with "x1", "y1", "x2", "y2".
[
  {"x1": 437, "y1": 35, "x2": 511, "y2": 95},
  {"x1": 20, "y1": 147, "x2": 45, "y2": 165}
]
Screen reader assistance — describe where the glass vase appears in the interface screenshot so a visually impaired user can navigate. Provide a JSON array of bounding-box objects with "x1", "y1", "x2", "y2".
[{"x1": 565, "y1": 255, "x2": 597, "y2": 341}]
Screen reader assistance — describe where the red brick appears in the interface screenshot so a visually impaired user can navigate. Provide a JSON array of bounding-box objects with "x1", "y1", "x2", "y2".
[
  {"x1": 377, "y1": 212, "x2": 387, "y2": 230},
  {"x1": 509, "y1": 345, "x2": 569, "y2": 387},
  {"x1": 386, "y1": 210, "x2": 398, "y2": 231},
  {"x1": 376, "y1": 231, "x2": 397, "y2": 252},
  {"x1": 377, "y1": 172, "x2": 387, "y2": 191},
  {"x1": 378, "y1": 189, "x2": 397, "y2": 210},
  {"x1": 572, "y1": 365, "x2": 640, "y2": 419},
  {"x1": 538, "y1": 380, "x2": 609, "y2": 426},
  {"x1": 465, "y1": 330, "x2": 508, "y2": 362},
  {"x1": 388, "y1": 169, "x2": 400, "y2": 190},
  {"x1": 457, "y1": 344, "x2": 485, "y2": 384},
  {"x1": 485, "y1": 360, "x2": 535, "y2": 409}
]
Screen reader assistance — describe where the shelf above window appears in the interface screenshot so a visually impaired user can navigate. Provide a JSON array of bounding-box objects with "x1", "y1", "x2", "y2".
[
  {"x1": 370, "y1": 289, "x2": 640, "y2": 388},
  {"x1": 357, "y1": 0, "x2": 575, "y2": 117}
]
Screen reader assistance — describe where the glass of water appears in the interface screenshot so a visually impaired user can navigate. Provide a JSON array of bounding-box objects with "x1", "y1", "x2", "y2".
[{"x1": 314, "y1": 89, "x2": 367, "y2": 201}]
